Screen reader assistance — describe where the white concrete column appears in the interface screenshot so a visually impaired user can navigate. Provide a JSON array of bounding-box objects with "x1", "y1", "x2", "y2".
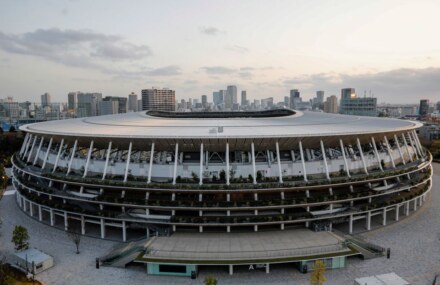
[
  {"x1": 64, "y1": 211, "x2": 68, "y2": 231},
  {"x1": 41, "y1": 137, "x2": 53, "y2": 169},
  {"x1": 276, "y1": 141, "x2": 283, "y2": 183},
  {"x1": 410, "y1": 131, "x2": 423, "y2": 158},
  {"x1": 384, "y1": 136, "x2": 396, "y2": 169},
  {"x1": 52, "y1": 139, "x2": 65, "y2": 173},
  {"x1": 19, "y1": 133, "x2": 30, "y2": 156},
  {"x1": 50, "y1": 209, "x2": 54, "y2": 226},
  {"x1": 320, "y1": 140, "x2": 330, "y2": 180},
  {"x1": 67, "y1": 139, "x2": 78, "y2": 175},
  {"x1": 299, "y1": 140, "x2": 308, "y2": 181},
  {"x1": 407, "y1": 133, "x2": 419, "y2": 160},
  {"x1": 382, "y1": 208, "x2": 387, "y2": 226},
  {"x1": 366, "y1": 211, "x2": 371, "y2": 230},
  {"x1": 395, "y1": 205, "x2": 400, "y2": 221},
  {"x1": 229, "y1": 264, "x2": 233, "y2": 275},
  {"x1": 33, "y1": 137, "x2": 44, "y2": 165},
  {"x1": 22, "y1": 134, "x2": 33, "y2": 159},
  {"x1": 100, "y1": 218, "x2": 105, "y2": 239},
  {"x1": 83, "y1": 140, "x2": 94, "y2": 177},
  {"x1": 402, "y1": 133, "x2": 413, "y2": 162},
  {"x1": 226, "y1": 142, "x2": 230, "y2": 185},
  {"x1": 26, "y1": 135, "x2": 38, "y2": 163},
  {"x1": 394, "y1": 134, "x2": 405, "y2": 165},
  {"x1": 349, "y1": 214, "x2": 353, "y2": 234},
  {"x1": 356, "y1": 138, "x2": 368, "y2": 174},
  {"x1": 172, "y1": 143, "x2": 179, "y2": 185},
  {"x1": 413, "y1": 198, "x2": 417, "y2": 211},
  {"x1": 251, "y1": 142, "x2": 257, "y2": 184},
  {"x1": 123, "y1": 142, "x2": 132, "y2": 183},
  {"x1": 339, "y1": 139, "x2": 351, "y2": 177},
  {"x1": 371, "y1": 137, "x2": 383, "y2": 171},
  {"x1": 199, "y1": 143, "x2": 204, "y2": 185},
  {"x1": 122, "y1": 221, "x2": 127, "y2": 242},
  {"x1": 29, "y1": 202, "x2": 34, "y2": 216},
  {"x1": 81, "y1": 216, "x2": 85, "y2": 235},
  {"x1": 265, "y1": 263, "x2": 270, "y2": 274},
  {"x1": 405, "y1": 201, "x2": 410, "y2": 216},
  {"x1": 38, "y1": 205, "x2": 42, "y2": 221},
  {"x1": 147, "y1": 142, "x2": 155, "y2": 184},
  {"x1": 102, "y1": 141, "x2": 112, "y2": 180},
  {"x1": 413, "y1": 130, "x2": 425, "y2": 156}
]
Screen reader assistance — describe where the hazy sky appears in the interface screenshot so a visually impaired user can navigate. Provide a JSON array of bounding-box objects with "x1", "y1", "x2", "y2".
[{"x1": 0, "y1": 0, "x2": 439, "y2": 103}]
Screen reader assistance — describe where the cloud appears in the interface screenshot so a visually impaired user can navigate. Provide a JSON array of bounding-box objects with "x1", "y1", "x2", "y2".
[
  {"x1": 282, "y1": 67, "x2": 440, "y2": 103},
  {"x1": 201, "y1": 66, "x2": 235, "y2": 75},
  {"x1": 199, "y1": 26, "x2": 222, "y2": 36},
  {"x1": 0, "y1": 28, "x2": 152, "y2": 68},
  {"x1": 144, "y1": 65, "x2": 181, "y2": 76},
  {"x1": 225, "y1": 45, "x2": 249, "y2": 53}
]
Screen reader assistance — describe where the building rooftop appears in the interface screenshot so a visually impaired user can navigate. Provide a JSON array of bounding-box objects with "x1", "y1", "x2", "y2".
[{"x1": 20, "y1": 110, "x2": 421, "y2": 140}]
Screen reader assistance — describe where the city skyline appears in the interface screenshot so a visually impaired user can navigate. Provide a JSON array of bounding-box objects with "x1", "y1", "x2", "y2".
[{"x1": 1, "y1": 0, "x2": 440, "y2": 103}]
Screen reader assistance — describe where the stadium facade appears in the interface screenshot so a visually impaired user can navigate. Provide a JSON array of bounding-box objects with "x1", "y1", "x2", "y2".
[{"x1": 12, "y1": 109, "x2": 432, "y2": 275}]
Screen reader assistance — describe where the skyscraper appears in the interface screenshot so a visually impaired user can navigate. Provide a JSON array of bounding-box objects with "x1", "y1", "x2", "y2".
[
  {"x1": 316, "y1": 91, "x2": 324, "y2": 104},
  {"x1": 141, "y1": 88, "x2": 175, "y2": 111},
  {"x1": 68, "y1": 92, "x2": 78, "y2": 110},
  {"x1": 339, "y1": 88, "x2": 377, "y2": 117},
  {"x1": 324, "y1": 95, "x2": 338, "y2": 113},
  {"x1": 201, "y1": 95, "x2": 208, "y2": 108},
  {"x1": 213, "y1": 91, "x2": 221, "y2": 106},
  {"x1": 128, "y1": 92, "x2": 138, "y2": 112},
  {"x1": 241, "y1": 91, "x2": 247, "y2": 106},
  {"x1": 341, "y1": 88, "x2": 356, "y2": 100},
  {"x1": 77, "y1": 92, "x2": 102, "y2": 117},
  {"x1": 41, "y1": 93, "x2": 51, "y2": 107},
  {"x1": 289, "y1": 89, "x2": 300, "y2": 109},
  {"x1": 227, "y1": 85, "x2": 237, "y2": 105},
  {"x1": 419, "y1": 99, "x2": 430, "y2": 117}
]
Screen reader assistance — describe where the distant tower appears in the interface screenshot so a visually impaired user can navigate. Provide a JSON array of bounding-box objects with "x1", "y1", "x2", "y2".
[
  {"x1": 41, "y1": 93, "x2": 51, "y2": 107},
  {"x1": 241, "y1": 91, "x2": 247, "y2": 106}
]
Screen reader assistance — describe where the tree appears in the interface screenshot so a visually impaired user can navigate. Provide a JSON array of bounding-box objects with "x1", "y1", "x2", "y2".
[
  {"x1": 310, "y1": 260, "x2": 327, "y2": 285},
  {"x1": 204, "y1": 274, "x2": 217, "y2": 285},
  {"x1": 11, "y1": 225, "x2": 29, "y2": 251},
  {"x1": 66, "y1": 225, "x2": 82, "y2": 254},
  {"x1": 219, "y1": 170, "x2": 226, "y2": 182},
  {"x1": 8, "y1": 126, "x2": 15, "y2": 133},
  {"x1": 0, "y1": 255, "x2": 14, "y2": 285}
]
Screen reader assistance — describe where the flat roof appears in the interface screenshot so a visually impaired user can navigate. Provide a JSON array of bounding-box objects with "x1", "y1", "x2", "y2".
[
  {"x1": 14, "y1": 248, "x2": 52, "y2": 264},
  {"x1": 355, "y1": 273, "x2": 410, "y2": 285},
  {"x1": 20, "y1": 110, "x2": 421, "y2": 140},
  {"x1": 136, "y1": 229, "x2": 356, "y2": 264}
]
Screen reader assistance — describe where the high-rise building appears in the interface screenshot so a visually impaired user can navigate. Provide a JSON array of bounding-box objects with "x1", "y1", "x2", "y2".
[
  {"x1": 341, "y1": 88, "x2": 356, "y2": 100},
  {"x1": 316, "y1": 91, "x2": 324, "y2": 104},
  {"x1": 141, "y1": 88, "x2": 175, "y2": 111},
  {"x1": 227, "y1": 85, "x2": 237, "y2": 105},
  {"x1": 41, "y1": 93, "x2": 51, "y2": 108},
  {"x1": 67, "y1": 92, "x2": 78, "y2": 110},
  {"x1": 241, "y1": 91, "x2": 247, "y2": 106},
  {"x1": 289, "y1": 89, "x2": 300, "y2": 109},
  {"x1": 339, "y1": 88, "x2": 377, "y2": 117},
  {"x1": 223, "y1": 90, "x2": 233, "y2": 110},
  {"x1": 213, "y1": 91, "x2": 222, "y2": 106},
  {"x1": 201, "y1": 95, "x2": 208, "y2": 108},
  {"x1": 419, "y1": 99, "x2": 430, "y2": 117},
  {"x1": 99, "y1": 100, "x2": 119, "y2": 115},
  {"x1": 128, "y1": 92, "x2": 138, "y2": 112},
  {"x1": 324, "y1": 95, "x2": 338, "y2": 113},
  {"x1": 102, "y1": 96, "x2": 127, "y2": 114},
  {"x1": 284, "y1": 96, "x2": 290, "y2": 107},
  {"x1": 77, "y1": 92, "x2": 102, "y2": 117}
]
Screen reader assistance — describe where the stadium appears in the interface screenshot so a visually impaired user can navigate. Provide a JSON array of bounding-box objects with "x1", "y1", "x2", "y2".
[{"x1": 12, "y1": 109, "x2": 432, "y2": 276}]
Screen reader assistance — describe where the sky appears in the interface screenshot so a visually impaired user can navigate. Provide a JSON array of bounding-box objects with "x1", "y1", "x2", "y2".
[{"x1": 0, "y1": 0, "x2": 439, "y2": 104}]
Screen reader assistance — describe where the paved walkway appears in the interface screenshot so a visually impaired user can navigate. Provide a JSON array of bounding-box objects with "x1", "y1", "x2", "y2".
[{"x1": 0, "y1": 164, "x2": 439, "y2": 285}]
